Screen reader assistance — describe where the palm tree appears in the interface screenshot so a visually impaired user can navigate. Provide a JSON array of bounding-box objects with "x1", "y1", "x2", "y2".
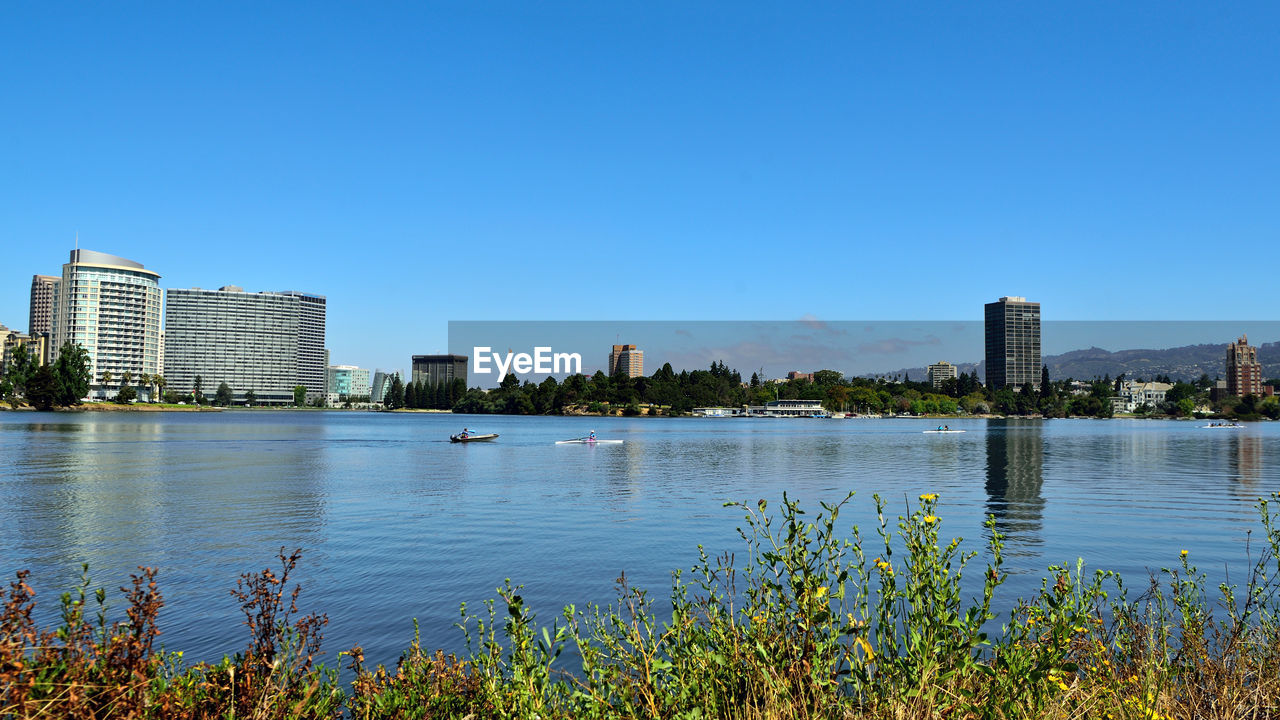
[
  {"x1": 153, "y1": 374, "x2": 166, "y2": 403},
  {"x1": 139, "y1": 373, "x2": 152, "y2": 402},
  {"x1": 121, "y1": 370, "x2": 133, "y2": 390},
  {"x1": 98, "y1": 370, "x2": 113, "y2": 400}
]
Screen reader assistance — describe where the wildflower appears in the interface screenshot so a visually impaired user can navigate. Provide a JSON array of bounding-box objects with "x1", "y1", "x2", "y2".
[
  {"x1": 815, "y1": 586, "x2": 828, "y2": 598},
  {"x1": 923, "y1": 515, "x2": 938, "y2": 524},
  {"x1": 1180, "y1": 549, "x2": 1188, "y2": 557},
  {"x1": 854, "y1": 636, "x2": 875, "y2": 660},
  {"x1": 919, "y1": 493, "x2": 938, "y2": 501}
]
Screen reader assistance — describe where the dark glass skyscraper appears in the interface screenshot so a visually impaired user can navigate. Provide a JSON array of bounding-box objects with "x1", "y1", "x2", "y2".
[
  {"x1": 412, "y1": 355, "x2": 468, "y2": 387},
  {"x1": 984, "y1": 296, "x2": 1041, "y2": 390}
]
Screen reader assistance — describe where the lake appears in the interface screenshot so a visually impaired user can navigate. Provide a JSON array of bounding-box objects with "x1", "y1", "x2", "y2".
[{"x1": 1, "y1": 411, "x2": 1276, "y2": 667}]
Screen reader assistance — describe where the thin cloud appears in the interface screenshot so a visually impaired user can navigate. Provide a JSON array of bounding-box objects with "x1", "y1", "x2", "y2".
[{"x1": 856, "y1": 336, "x2": 942, "y2": 355}]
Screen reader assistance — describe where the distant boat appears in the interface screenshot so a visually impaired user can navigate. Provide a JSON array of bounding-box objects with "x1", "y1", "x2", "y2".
[
  {"x1": 1200, "y1": 423, "x2": 1243, "y2": 429},
  {"x1": 556, "y1": 438, "x2": 624, "y2": 445},
  {"x1": 450, "y1": 433, "x2": 498, "y2": 443},
  {"x1": 923, "y1": 429, "x2": 965, "y2": 434}
]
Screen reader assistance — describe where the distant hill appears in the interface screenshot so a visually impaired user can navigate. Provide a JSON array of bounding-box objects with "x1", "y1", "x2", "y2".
[{"x1": 865, "y1": 341, "x2": 1280, "y2": 384}]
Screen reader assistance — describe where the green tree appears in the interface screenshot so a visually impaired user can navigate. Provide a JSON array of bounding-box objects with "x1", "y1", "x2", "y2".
[
  {"x1": 1176, "y1": 397, "x2": 1195, "y2": 417},
  {"x1": 52, "y1": 342, "x2": 91, "y2": 407},
  {"x1": 244, "y1": 389, "x2": 257, "y2": 406},
  {"x1": 386, "y1": 376, "x2": 405, "y2": 409},
  {"x1": 193, "y1": 375, "x2": 205, "y2": 405},
  {"x1": 152, "y1": 374, "x2": 165, "y2": 403},
  {"x1": 813, "y1": 369, "x2": 843, "y2": 386},
  {"x1": 121, "y1": 370, "x2": 134, "y2": 390},
  {"x1": 139, "y1": 373, "x2": 151, "y2": 401},
  {"x1": 294, "y1": 385, "x2": 307, "y2": 406},
  {"x1": 26, "y1": 365, "x2": 57, "y2": 411},
  {"x1": 214, "y1": 381, "x2": 233, "y2": 406},
  {"x1": 404, "y1": 381, "x2": 417, "y2": 409},
  {"x1": 4, "y1": 344, "x2": 34, "y2": 397},
  {"x1": 116, "y1": 385, "x2": 137, "y2": 403},
  {"x1": 99, "y1": 368, "x2": 113, "y2": 391},
  {"x1": 1040, "y1": 365, "x2": 1051, "y2": 398}
]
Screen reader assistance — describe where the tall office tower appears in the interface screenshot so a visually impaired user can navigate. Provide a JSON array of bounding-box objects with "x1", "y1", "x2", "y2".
[
  {"x1": 1226, "y1": 334, "x2": 1264, "y2": 397},
  {"x1": 163, "y1": 286, "x2": 304, "y2": 405},
  {"x1": 411, "y1": 354, "x2": 468, "y2": 387},
  {"x1": 29, "y1": 274, "x2": 58, "y2": 337},
  {"x1": 608, "y1": 344, "x2": 644, "y2": 378},
  {"x1": 984, "y1": 296, "x2": 1041, "y2": 390},
  {"x1": 51, "y1": 250, "x2": 163, "y2": 399},
  {"x1": 279, "y1": 291, "x2": 327, "y2": 401}
]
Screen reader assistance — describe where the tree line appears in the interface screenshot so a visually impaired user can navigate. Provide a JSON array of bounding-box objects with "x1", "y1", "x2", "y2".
[
  {"x1": 395, "y1": 359, "x2": 1280, "y2": 420},
  {"x1": 382, "y1": 376, "x2": 468, "y2": 410},
  {"x1": 0, "y1": 342, "x2": 92, "y2": 410}
]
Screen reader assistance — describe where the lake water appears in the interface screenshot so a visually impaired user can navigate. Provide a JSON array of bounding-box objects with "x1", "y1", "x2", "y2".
[{"x1": 1, "y1": 411, "x2": 1277, "y2": 667}]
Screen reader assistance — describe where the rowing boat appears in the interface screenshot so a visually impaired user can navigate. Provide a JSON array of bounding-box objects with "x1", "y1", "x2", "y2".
[
  {"x1": 555, "y1": 438, "x2": 624, "y2": 444},
  {"x1": 450, "y1": 433, "x2": 499, "y2": 442},
  {"x1": 922, "y1": 429, "x2": 965, "y2": 434}
]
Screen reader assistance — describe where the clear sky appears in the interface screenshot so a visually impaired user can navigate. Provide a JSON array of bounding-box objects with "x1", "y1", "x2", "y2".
[{"x1": 3, "y1": 3, "x2": 1277, "y2": 377}]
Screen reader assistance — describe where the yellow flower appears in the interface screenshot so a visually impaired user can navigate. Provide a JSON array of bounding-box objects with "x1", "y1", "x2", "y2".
[
  {"x1": 919, "y1": 493, "x2": 938, "y2": 501},
  {"x1": 924, "y1": 515, "x2": 938, "y2": 524},
  {"x1": 854, "y1": 636, "x2": 875, "y2": 660},
  {"x1": 815, "y1": 585, "x2": 828, "y2": 598},
  {"x1": 1180, "y1": 549, "x2": 1188, "y2": 557}
]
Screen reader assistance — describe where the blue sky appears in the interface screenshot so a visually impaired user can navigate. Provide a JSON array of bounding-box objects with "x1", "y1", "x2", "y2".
[{"x1": 3, "y1": 3, "x2": 1278, "y2": 377}]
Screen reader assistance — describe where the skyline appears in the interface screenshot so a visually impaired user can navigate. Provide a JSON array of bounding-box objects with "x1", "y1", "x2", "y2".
[{"x1": 4, "y1": 3, "x2": 1279, "y2": 375}]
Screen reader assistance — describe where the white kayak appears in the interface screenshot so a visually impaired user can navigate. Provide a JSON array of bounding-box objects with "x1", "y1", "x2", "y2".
[
  {"x1": 923, "y1": 429, "x2": 965, "y2": 434},
  {"x1": 556, "y1": 438, "x2": 624, "y2": 444},
  {"x1": 1201, "y1": 424, "x2": 1243, "y2": 429}
]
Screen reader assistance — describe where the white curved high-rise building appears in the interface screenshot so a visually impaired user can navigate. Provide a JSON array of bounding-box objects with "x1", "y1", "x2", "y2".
[{"x1": 51, "y1": 249, "x2": 163, "y2": 399}]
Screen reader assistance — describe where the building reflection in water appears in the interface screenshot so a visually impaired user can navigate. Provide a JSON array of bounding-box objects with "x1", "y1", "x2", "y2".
[
  {"x1": 984, "y1": 419, "x2": 1045, "y2": 555},
  {"x1": 7, "y1": 416, "x2": 330, "y2": 587},
  {"x1": 1229, "y1": 434, "x2": 1263, "y2": 487}
]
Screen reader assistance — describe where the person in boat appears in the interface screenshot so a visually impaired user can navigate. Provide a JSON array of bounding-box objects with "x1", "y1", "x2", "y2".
[
  {"x1": 944, "y1": 425, "x2": 950, "y2": 431},
  {"x1": 937, "y1": 425, "x2": 944, "y2": 431},
  {"x1": 588, "y1": 430, "x2": 596, "y2": 441},
  {"x1": 460, "y1": 427, "x2": 470, "y2": 439}
]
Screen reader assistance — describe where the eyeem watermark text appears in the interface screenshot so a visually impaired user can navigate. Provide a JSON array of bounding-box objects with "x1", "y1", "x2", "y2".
[{"x1": 472, "y1": 346, "x2": 582, "y2": 383}]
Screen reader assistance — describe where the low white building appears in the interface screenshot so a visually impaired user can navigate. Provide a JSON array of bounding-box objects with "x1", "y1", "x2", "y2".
[
  {"x1": 747, "y1": 399, "x2": 829, "y2": 417},
  {"x1": 1111, "y1": 380, "x2": 1173, "y2": 413},
  {"x1": 692, "y1": 407, "x2": 744, "y2": 417},
  {"x1": 327, "y1": 364, "x2": 372, "y2": 399}
]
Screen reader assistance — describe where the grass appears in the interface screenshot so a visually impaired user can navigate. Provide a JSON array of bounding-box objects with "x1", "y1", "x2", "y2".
[{"x1": 5, "y1": 493, "x2": 1280, "y2": 719}]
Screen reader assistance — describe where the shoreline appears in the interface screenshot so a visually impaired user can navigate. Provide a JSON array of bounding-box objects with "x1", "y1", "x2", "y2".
[
  {"x1": 2, "y1": 403, "x2": 1269, "y2": 421},
  {"x1": 6, "y1": 492, "x2": 1279, "y2": 718}
]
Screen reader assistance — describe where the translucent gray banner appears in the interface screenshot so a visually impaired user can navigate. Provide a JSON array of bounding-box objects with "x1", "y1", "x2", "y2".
[{"x1": 447, "y1": 320, "x2": 1280, "y2": 388}]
